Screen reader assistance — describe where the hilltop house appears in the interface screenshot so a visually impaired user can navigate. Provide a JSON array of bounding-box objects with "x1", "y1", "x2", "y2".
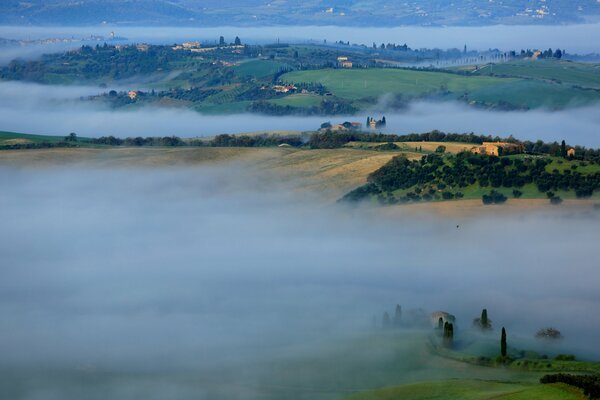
[
  {"x1": 471, "y1": 142, "x2": 523, "y2": 156},
  {"x1": 567, "y1": 148, "x2": 576, "y2": 157},
  {"x1": 272, "y1": 85, "x2": 297, "y2": 93},
  {"x1": 367, "y1": 116, "x2": 387, "y2": 129},
  {"x1": 337, "y1": 56, "x2": 353, "y2": 68},
  {"x1": 127, "y1": 90, "x2": 138, "y2": 100}
]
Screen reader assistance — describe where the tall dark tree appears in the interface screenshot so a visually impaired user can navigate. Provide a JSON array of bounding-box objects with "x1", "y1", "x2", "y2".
[
  {"x1": 501, "y1": 327, "x2": 507, "y2": 357},
  {"x1": 473, "y1": 308, "x2": 493, "y2": 330},
  {"x1": 561, "y1": 140, "x2": 567, "y2": 158},
  {"x1": 382, "y1": 312, "x2": 391, "y2": 329},
  {"x1": 381, "y1": 116, "x2": 386, "y2": 126},
  {"x1": 481, "y1": 309, "x2": 488, "y2": 326},
  {"x1": 438, "y1": 317, "x2": 444, "y2": 330},
  {"x1": 393, "y1": 304, "x2": 402, "y2": 327},
  {"x1": 219, "y1": 36, "x2": 225, "y2": 46},
  {"x1": 234, "y1": 36, "x2": 241, "y2": 46}
]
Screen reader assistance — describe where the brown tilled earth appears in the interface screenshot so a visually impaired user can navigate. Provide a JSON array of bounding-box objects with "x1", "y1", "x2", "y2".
[
  {"x1": 1, "y1": 147, "x2": 598, "y2": 215},
  {"x1": 0, "y1": 147, "x2": 398, "y2": 199}
]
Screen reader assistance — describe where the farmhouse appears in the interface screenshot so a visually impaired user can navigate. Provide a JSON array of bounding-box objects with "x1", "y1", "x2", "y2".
[
  {"x1": 471, "y1": 142, "x2": 523, "y2": 156},
  {"x1": 337, "y1": 56, "x2": 353, "y2": 68},
  {"x1": 127, "y1": 90, "x2": 138, "y2": 100},
  {"x1": 567, "y1": 148, "x2": 576, "y2": 157},
  {"x1": 273, "y1": 85, "x2": 297, "y2": 93}
]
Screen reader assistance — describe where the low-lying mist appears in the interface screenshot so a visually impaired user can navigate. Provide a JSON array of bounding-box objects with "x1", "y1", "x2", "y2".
[
  {"x1": 0, "y1": 166, "x2": 598, "y2": 375},
  {"x1": 1, "y1": 81, "x2": 600, "y2": 146}
]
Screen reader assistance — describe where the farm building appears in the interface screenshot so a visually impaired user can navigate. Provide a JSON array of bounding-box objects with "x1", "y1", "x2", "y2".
[
  {"x1": 567, "y1": 148, "x2": 576, "y2": 157},
  {"x1": 471, "y1": 142, "x2": 523, "y2": 156}
]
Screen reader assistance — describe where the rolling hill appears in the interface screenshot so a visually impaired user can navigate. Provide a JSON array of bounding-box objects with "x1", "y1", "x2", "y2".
[{"x1": 1, "y1": 0, "x2": 599, "y2": 26}]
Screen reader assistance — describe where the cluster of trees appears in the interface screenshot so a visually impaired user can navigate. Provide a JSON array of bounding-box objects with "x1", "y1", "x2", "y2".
[
  {"x1": 1, "y1": 43, "x2": 194, "y2": 82},
  {"x1": 518, "y1": 48, "x2": 563, "y2": 59},
  {"x1": 307, "y1": 131, "x2": 600, "y2": 162},
  {"x1": 372, "y1": 42, "x2": 410, "y2": 51},
  {"x1": 91, "y1": 136, "x2": 186, "y2": 146},
  {"x1": 0, "y1": 141, "x2": 77, "y2": 150},
  {"x1": 442, "y1": 321, "x2": 454, "y2": 347},
  {"x1": 90, "y1": 134, "x2": 304, "y2": 148},
  {"x1": 248, "y1": 98, "x2": 357, "y2": 116},
  {"x1": 381, "y1": 304, "x2": 403, "y2": 329},
  {"x1": 205, "y1": 134, "x2": 303, "y2": 147},
  {"x1": 535, "y1": 327, "x2": 563, "y2": 341},
  {"x1": 540, "y1": 374, "x2": 600, "y2": 399},
  {"x1": 343, "y1": 153, "x2": 600, "y2": 204},
  {"x1": 308, "y1": 130, "x2": 492, "y2": 149},
  {"x1": 482, "y1": 190, "x2": 507, "y2": 205}
]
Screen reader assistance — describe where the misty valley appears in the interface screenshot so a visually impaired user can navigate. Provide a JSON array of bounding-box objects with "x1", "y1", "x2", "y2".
[{"x1": 1, "y1": 6, "x2": 600, "y2": 400}]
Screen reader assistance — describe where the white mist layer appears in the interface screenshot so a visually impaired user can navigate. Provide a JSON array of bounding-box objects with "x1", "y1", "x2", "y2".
[
  {"x1": 0, "y1": 167, "x2": 598, "y2": 373},
  {"x1": 0, "y1": 81, "x2": 599, "y2": 146}
]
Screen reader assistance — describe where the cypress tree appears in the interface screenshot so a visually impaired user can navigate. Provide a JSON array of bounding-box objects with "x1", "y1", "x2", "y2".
[
  {"x1": 501, "y1": 327, "x2": 507, "y2": 357},
  {"x1": 394, "y1": 304, "x2": 402, "y2": 327},
  {"x1": 438, "y1": 317, "x2": 444, "y2": 330},
  {"x1": 382, "y1": 312, "x2": 391, "y2": 329}
]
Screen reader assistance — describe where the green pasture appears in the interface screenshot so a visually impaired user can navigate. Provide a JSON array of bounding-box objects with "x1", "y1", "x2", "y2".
[
  {"x1": 280, "y1": 68, "x2": 600, "y2": 109},
  {"x1": 470, "y1": 60, "x2": 600, "y2": 89}
]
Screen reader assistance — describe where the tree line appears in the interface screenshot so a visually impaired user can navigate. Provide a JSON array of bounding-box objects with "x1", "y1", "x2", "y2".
[
  {"x1": 342, "y1": 153, "x2": 600, "y2": 204},
  {"x1": 540, "y1": 374, "x2": 599, "y2": 399}
]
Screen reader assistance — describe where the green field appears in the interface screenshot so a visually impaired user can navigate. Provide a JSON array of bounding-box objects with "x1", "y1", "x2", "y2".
[
  {"x1": 280, "y1": 68, "x2": 600, "y2": 109},
  {"x1": 468, "y1": 60, "x2": 600, "y2": 89},
  {"x1": 0, "y1": 130, "x2": 69, "y2": 144},
  {"x1": 269, "y1": 93, "x2": 324, "y2": 108},
  {"x1": 232, "y1": 59, "x2": 290, "y2": 79},
  {"x1": 345, "y1": 380, "x2": 586, "y2": 400}
]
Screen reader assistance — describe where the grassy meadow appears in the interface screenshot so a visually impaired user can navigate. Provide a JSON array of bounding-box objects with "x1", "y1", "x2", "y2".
[{"x1": 280, "y1": 63, "x2": 600, "y2": 110}]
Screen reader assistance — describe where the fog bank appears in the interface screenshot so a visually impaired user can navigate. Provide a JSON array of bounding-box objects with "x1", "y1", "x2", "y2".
[
  {"x1": 0, "y1": 81, "x2": 599, "y2": 146},
  {"x1": 0, "y1": 166, "x2": 598, "y2": 398}
]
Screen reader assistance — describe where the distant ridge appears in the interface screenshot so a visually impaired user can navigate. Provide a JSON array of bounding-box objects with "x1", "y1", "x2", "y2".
[{"x1": 1, "y1": 0, "x2": 599, "y2": 27}]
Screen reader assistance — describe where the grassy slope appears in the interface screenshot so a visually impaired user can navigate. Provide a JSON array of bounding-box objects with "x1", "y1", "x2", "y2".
[
  {"x1": 268, "y1": 93, "x2": 324, "y2": 108},
  {"x1": 281, "y1": 68, "x2": 599, "y2": 109},
  {"x1": 468, "y1": 60, "x2": 600, "y2": 89},
  {"x1": 0, "y1": 145, "x2": 399, "y2": 199},
  {"x1": 345, "y1": 380, "x2": 586, "y2": 400},
  {"x1": 0, "y1": 131, "x2": 68, "y2": 144},
  {"x1": 232, "y1": 59, "x2": 289, "y2": 79},
  {"x1": 363, "y1": 151, "x2": 600, "y2": 202}
]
